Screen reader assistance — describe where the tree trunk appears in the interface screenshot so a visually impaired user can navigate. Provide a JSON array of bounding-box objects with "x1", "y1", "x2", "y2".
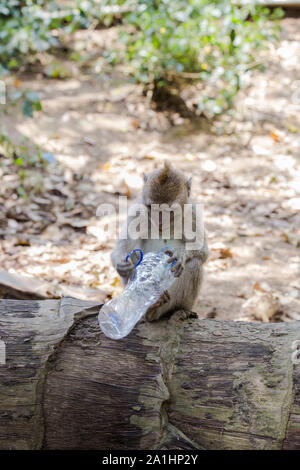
[{"x1": 0, "y1": 298, "x2": 299, "y2": 450}]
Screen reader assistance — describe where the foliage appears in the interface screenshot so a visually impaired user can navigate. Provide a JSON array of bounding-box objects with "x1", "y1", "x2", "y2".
[
  {"x1": 9, "y1": 89, "x2": 42, "y2": 117},
  {"x1": 0, "y1": 1, "x2": 94, "y2": 115},
  {"x1": 0, "y1": 1, "x2": 58, "y2": 75},
  {"x1": 0, "y1": 0, "x2": 123, "y2": 77},
  {"x1": 0, "y1": 0, "x2": 284, "y2": 118},
  {"x1": 114, "y1": 0, "x2": 284, "y2": 116},
  {"x1": 0, "y1": 130, "x2": 51, "y2": 197}
]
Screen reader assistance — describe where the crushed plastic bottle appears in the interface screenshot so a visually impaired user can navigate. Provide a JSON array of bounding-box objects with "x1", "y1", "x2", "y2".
[{"x1": 98, "y1": 248, "x2": 176, "y2": 339}]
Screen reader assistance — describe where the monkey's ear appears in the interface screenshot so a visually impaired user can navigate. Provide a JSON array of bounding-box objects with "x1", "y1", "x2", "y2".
[
  {"x1": 143, "y1": 172, "x2": 148, "y2": 183},
  {"x1": 186, "y1": 177, "x2": 192, "y2": 196}
]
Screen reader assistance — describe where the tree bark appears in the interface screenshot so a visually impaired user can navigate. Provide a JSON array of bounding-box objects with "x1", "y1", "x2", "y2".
[{"x1": 0, "y1": 298, "x2": 299, "y2": 450}]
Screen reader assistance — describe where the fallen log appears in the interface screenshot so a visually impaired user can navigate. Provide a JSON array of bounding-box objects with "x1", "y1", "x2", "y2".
[
  {"x1": 0, "y1": 298, "x2": 299, "y2": 450},
  {"x1": 0, "y1": 270, "x2": 107, "y2": 302}
]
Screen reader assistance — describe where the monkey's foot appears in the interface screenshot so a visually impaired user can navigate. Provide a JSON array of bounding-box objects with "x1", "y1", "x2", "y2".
[
  {"x1": 146, "y1": 290, "x2": 170, "y2": 322},
  {"x1": 170, "y1": 309, "x2": 198, "y2": 323}
]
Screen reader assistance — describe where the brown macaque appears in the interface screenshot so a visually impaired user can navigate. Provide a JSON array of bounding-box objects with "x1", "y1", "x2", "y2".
[{"x1": 111, "y1": 162, "x2": 209, "y2": 321}]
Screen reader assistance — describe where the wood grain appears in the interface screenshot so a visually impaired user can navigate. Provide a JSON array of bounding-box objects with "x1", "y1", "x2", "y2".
[{"x1": 0, "y1": 298, "x2": 299, "y2": 449}]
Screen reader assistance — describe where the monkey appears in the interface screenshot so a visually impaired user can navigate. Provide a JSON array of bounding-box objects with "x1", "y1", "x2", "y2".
[{"x1": 111, "y1": 161, "x2": 209, "y2": 322}]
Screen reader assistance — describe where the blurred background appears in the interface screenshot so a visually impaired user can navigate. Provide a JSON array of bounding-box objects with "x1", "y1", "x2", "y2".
[{"x1": 0, "y1": 0, "x2": 299, "y2": 323}]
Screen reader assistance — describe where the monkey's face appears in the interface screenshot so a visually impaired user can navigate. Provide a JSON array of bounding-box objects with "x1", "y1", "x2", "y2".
[{"x1": 145, "y1": 203, "x2": 176, "y2": 233}]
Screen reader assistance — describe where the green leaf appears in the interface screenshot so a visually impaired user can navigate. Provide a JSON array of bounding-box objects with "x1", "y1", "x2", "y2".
[
  {"x1": 8, "y1": 58, "x2": 18, "y2": 68},
  {"x1": 25, "y1": 91, "x2": 40, "y2": 103},
  {"x1": 17, "y1": 186, "x2": 27, "y2": 198},
  {"x1": 14, "y1": 157, "x2": 23, "y2": 166},
  {"x1": 22, "y1": 99, "x2": 34, "y2": 117}
]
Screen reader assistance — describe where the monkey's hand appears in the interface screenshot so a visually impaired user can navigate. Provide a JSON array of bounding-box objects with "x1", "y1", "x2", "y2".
[
  {"x1": 164, "y1": 248, "x2": 186, "y2": 278},
  {"x1": 116, "y1": 259, "x2": 134, "y2": 279}
]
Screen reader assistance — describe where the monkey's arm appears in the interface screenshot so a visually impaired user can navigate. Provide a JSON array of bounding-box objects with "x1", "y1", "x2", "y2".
[
  {"x1": 111, "y1": 236, "x2": 137, "y2": 268},
  {"x1": 185, "y1": 230, "x2": 209, "y2": 264},
  {"x1": 111, "y1": 225, "x2": 140, "y2": 283},
  {"x1": 165, "y1": 202, "x2": 209, "y2": 275},
  {"x1": 184, "y1": 201, "x2": 209, "y2": 264},
  {"x1": 165, "y1": 234, "x2": 208, "y2": 278},
  {"x1": 111, "y1": 198, "x2": 144, "y2": 283}
]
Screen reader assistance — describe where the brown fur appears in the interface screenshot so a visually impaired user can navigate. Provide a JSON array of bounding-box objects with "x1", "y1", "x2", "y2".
[
  {"x1": 111, "y1": 163, "x2": 209, "y2": 322},
  {"x1": 143, "y1": 162, "x2": 188, "y2": 206}
]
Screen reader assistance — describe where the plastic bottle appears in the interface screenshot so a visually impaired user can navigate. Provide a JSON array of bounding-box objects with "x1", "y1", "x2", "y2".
[{"x1": 98, "y1": 248, "x2": 176, "y2": 339}]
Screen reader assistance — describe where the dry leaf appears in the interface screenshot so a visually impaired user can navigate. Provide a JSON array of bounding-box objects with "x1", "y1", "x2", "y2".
[
  {"x1": 282, "y1": 231, "x2": 300, "y2": 247},
  {"x1": 219, "y1": 247, "x2": 233, "y2": 259},
  {"x1": 253, "y1": 281, "x2": 265, "y2": 292},
  {"x1": 83, "y1": 137, "x2": 96, "y2": 146},
  {"x1": 211, "y1": 246, "x2": 233, "y2": 260},
  {"x1": 13, "y1": 78, "x2": 22, "y2": 88},
  {"x1": 270, "y1": 131, "x2": 280, "y2": 142},
  {"x1": 131, "y1": 119, "x2": 140, "y2": 129},
  {"x1": 111, "y1": 277, "x2": 122, "y2": 287},
  {"x1": 120, "y1": 180, "x2": 131, "y2": 198},
  {"x1": 242, "y1": 292, "x2": 280, "y2": 322},
  {"x1": 287, "y1": 124, "x2": 298, "y2": 134}
]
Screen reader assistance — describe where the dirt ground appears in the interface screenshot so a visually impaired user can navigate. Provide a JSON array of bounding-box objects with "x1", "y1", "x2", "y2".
[{"x1": 0, "y1": 17, "x2": 299, "y2": 323}]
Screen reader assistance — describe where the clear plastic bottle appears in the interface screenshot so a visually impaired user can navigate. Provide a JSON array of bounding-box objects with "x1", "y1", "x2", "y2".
[{"x1": 98, "y1": 249, "x2": 175, "y2": 339}]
